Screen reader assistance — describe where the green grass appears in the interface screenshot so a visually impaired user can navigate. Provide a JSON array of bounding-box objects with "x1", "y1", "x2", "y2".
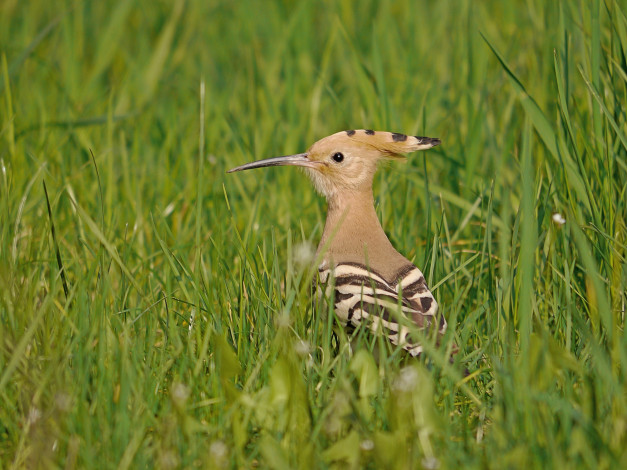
[{"x1": 1, "y1": 0, "x2": 626, "y2": 468}]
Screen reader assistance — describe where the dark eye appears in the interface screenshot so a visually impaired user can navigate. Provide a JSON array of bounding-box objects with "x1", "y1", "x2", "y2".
[{"x1": 332, "y1": 152, "x2": 344, "y2": 163}]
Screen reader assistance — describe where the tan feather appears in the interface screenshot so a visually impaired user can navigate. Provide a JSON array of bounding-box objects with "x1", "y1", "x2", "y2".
[{"x1": 343, "y1": 129, "x2": 441, "y2": 157}]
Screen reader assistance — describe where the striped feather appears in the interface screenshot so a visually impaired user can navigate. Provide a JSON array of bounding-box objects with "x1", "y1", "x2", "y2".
[{"x1": 317, "y1": 262, "x2": 445, "y2": 357}]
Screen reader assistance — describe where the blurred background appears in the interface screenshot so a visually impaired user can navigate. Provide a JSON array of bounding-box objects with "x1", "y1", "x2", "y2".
[{"x1": 1, "y1": 0, "x2": 625, "y2": 468}]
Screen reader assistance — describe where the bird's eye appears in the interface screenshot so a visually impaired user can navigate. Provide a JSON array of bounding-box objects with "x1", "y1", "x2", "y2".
[{"x1": 332, "y1": 152, "x2": 344, "y2": 163}]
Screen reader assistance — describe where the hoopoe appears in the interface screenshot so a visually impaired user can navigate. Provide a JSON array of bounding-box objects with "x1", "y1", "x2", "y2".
[{"x1": 228, "y1": 130, "x2": 447, "y2": 357}]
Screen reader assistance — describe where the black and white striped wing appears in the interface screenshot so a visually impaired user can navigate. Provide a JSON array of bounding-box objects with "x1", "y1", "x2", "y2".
[{"x1": 318, "y1": 262, "x2": 445, "y2": 357}]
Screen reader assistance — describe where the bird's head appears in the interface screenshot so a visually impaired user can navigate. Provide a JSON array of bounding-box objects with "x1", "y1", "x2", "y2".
[{"x1": 227, "y1": 129, "x2": 440, "y2": 200}]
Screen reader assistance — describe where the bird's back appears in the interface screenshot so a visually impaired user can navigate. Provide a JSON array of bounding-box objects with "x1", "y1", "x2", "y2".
[{"x1": 317, "y1": 260, "x2": 446, "y2": 357}]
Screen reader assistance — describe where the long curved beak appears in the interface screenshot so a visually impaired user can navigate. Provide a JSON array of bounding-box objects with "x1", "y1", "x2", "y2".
[{"x1": 227, "y1": 153, "x2": 314, "y2": 173}]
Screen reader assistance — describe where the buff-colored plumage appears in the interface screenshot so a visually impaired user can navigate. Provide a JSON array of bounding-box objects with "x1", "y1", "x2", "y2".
[{"x1": 228, "y1": 129, "x2": 446, "y2": 356}]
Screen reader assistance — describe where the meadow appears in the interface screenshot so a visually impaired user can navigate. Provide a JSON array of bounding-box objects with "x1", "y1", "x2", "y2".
[{"x1": 1, "y1": 0, "x2": 625, "y2": 468}]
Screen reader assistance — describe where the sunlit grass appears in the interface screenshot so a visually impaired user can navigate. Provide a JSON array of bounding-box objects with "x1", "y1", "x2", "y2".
[{"x1": 1, "y1": 0, "x2": 625, "y2": 468}]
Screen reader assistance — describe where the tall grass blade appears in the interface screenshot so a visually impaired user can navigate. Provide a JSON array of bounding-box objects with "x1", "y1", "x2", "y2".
[{"x1": 43, "y1": 179, "x2": 69, "y2": 299}]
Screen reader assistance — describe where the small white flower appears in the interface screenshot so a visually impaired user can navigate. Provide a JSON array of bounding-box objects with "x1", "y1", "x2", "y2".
[
  {"x1": 276, "y1": 310, "x2": 291, "y2": 328},
  {"x1": 210, "y1": 440, "x2": 228, "y2": 460},
  {"x1": 293, "y1": 241, "x2": 315, "y2": 267},
  {"x1": 552, "y1": 213, "x2": 566, "y2": 225},
  {"x1": 158, "y1": 450, "x2": 179, "y2": 469},
  {"x1": 392, "y1": 366, "x2": 419, "y2": 392},
  {"x1": 422, "y1": 456, "x2": 440, "y2": 470},
  {"x1": 294, "y1": 340, "x2": 311, "y2": 356},
  {"x1": 360, "y1": 439, "x2": 374, "y2": 451},
  {"x1": 171, "y1": 383, "x2": 190, "y2": 405}
]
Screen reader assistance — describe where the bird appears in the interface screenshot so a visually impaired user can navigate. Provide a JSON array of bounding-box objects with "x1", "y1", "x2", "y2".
[{"x1": 228, "y1": 129, "x2": 447, "y2": 357}]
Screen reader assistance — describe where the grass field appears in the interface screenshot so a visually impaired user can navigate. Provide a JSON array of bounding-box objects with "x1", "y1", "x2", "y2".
[{"x1": 1, "y1": 0, "x2": 626, "y2": 468}]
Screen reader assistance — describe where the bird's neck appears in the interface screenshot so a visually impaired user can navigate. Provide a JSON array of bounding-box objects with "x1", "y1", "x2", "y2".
[{"x1": 317, "y1": 188, "x2": 411, "y2": 280}]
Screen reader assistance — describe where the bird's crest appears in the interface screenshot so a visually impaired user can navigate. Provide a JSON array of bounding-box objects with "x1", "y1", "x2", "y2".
[{"x1": 311, "y1": 129, "x2": 440, "y2": 159}]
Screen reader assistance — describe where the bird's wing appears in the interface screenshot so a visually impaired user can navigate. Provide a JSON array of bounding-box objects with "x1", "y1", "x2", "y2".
[{"x1": 318, "y1": 262, "x2": 446, "y2": 357}]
